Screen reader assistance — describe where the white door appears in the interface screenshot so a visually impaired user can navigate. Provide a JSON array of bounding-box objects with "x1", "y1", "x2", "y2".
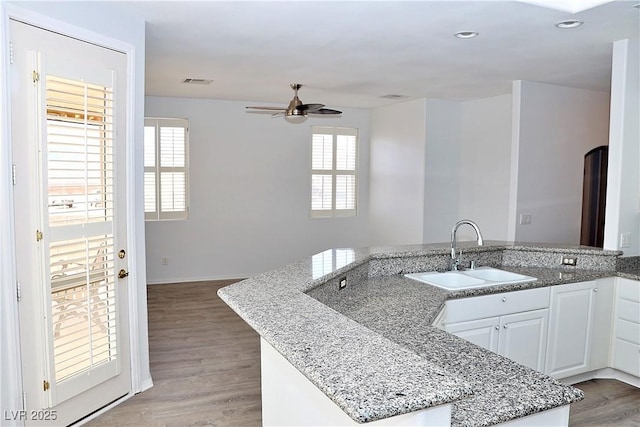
[
  {"x1": 445, "y1": 317, "x2": 500, "y2": 353},
  {"x1": 10, "y1": 20, "x2": 131, "y2": 426},
  {"x1": 499, "y1": 309, "x2": 549, "y2": 372}
]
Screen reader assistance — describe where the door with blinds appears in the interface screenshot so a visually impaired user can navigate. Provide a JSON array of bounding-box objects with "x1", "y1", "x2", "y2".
[{"x1": 10, "y1": 20, "x2": 131, "y2": 425}]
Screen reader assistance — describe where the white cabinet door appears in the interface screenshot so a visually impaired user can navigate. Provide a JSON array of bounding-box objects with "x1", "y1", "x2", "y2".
[
  {"x1": 445, "y1": 317, "x2": 500, "y2": 352},
  {"x1": 612, "y1": 278, "x2": 640, "y2": 377},
  {"x1": 545, "y1": 281, "x2": 596, "y2": 379},
  {"x1": 499, "y1": 309, "x2": 549, "y2": 372}
]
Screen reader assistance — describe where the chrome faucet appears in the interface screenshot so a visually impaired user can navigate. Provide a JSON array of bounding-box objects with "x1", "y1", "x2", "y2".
[{"x1": 450, "y1": 220, "x2": 484, "y2": 271}]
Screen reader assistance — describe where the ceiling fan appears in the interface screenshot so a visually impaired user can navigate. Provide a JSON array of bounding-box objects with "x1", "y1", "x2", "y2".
[{"x1": 246, "y1": 84, "x2": 342, "y2": 123}]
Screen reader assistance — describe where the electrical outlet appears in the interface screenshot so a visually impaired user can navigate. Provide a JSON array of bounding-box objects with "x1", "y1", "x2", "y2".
[
  {"x1": 561, "y1": 256, "x2": 577, "y2": 266},
  {"x1": 162, "y1": 257, "x2": 168, "y2": 266},
  {"x1": 519, "y1": 214, "x2": 532, "y2": 225},
  {"x1": 339, "y1": 277, "x2": 347, "y2": 290},
  {"x1": 620, "y1": 233, "x2": 631, "y2": 248}
]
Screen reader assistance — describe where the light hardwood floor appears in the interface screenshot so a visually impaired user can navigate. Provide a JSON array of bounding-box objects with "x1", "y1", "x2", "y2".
[
  {"x1": 87, "y1": 281, "x2": 639, "y2": 427},
  {"x1": 86, "y1": 280, "x2": 261, "y2": 427}
]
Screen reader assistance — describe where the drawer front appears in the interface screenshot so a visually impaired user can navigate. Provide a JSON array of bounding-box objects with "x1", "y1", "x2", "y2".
[
  {"x1": 617, "y1": 299, "x2": 640, "y2": 324},
  {"x1": 617, "y1": 319, "x2": 640, "y2": 345},
  {"x1": 446, "y1": 287, "x2": 550, "y2": 323},
  {"x1": 613, "y1": 338, "x2": 640, "y2": 377},
  {"x1": 617, "y1": 279, "x2": 640, "y2": 303}
]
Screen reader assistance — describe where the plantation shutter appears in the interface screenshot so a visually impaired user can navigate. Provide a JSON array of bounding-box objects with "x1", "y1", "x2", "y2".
[
  {"x1": 45, "y1": 73, "x2": 120, "y2": 404},
  {"x1": 144, "y1": 118, "x2": 189, "y2": 220},
  {"x1": 311, "y1": 126, "x2": 357, "y2": 218}
]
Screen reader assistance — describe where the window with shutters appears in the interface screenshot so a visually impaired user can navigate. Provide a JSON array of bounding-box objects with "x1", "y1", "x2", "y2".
[
  {"x1": 144, "y1": 118, "x2": 189, "y2": 220},
  {"x1": 311, "y1": 126, "x2": 358, "y2": 218}
]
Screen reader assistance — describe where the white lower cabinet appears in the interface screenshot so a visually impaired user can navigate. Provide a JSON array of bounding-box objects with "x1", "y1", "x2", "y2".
[
  {"x1": 444, "y1": 287, "x2": 550, "y2": 371},
  {"x1": 545, "y1": 281, "x2": 597, "y2": 378},
  {"x1": 443, "y1": 278, "x2": 640, "y2": 387},
  {"x1": 498, "y1": 309, "x2": 548, "y2": 372},
  {"x1": 611, "y1": 278, "x2": 640, "y2": 377}
]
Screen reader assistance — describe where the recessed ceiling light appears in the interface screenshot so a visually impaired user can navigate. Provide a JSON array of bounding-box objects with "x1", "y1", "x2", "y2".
[
  {"x1": 454, "y1": 31, "x2": 479, "y2": 39},
  {"x1": 554, "y1": 19, "x2": 584, "y2": 29}
]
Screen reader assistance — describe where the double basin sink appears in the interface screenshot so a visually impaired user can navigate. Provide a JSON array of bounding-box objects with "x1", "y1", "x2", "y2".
[{"x1": 404, "y1": 267, "x2": 537, "y2": 291}]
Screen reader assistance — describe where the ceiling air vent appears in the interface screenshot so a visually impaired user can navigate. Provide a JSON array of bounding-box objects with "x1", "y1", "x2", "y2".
[
  {"x1": 182, "y1": 78, "x2": 213, "y2": 85},
  {"x1": 380, "y1": 94, "x2": 408, "y2": 99}
]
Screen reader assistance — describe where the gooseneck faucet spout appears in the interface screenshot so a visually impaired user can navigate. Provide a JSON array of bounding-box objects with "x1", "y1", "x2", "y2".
[{"x1": 450, "y1": 220, "x2": 484, "y2": 271}]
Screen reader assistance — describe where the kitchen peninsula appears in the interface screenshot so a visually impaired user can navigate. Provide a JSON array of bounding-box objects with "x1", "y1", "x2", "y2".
[{"x1": 218, "y1": 242, "x2": 634, "y2": 426}]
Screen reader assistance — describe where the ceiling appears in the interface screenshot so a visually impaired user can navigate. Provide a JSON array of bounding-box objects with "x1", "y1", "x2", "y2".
[{"x1": 112, "y1": 0, "x2": 639, "y2": 109}]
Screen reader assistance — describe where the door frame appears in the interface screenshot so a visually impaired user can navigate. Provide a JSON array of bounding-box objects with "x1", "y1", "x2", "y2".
[{"x1": 0, "y1": 3, "x2": 151, "y2": 424}]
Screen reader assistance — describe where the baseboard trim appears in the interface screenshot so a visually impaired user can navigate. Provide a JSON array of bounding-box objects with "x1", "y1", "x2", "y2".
[
  {"x1": 560, "y1": 368, "x2": 640, "y2": 388},
  {"x1": 147, "y1": 276, "x2": 247, "y2": 285}
]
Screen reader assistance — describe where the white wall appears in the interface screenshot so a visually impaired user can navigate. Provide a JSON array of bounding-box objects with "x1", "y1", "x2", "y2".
[
  {"x1": 375, "y1": 95, "x2": 512, "y2": 245},
  {"x1": 512, "y1": 81, "x2": 610, "y2": 245},
  {"x1": 369, "y1": 99, "x2": 427, "y2": 246},
  {"x1": 458, "y1": 94, "x2": 512, "y2": 241},
  {"x1": 604, "y1": 38, "x2": 640, "y2": 256},
  {"x1": 144, "y1": 96, "x2": 370, "y2": 283},
  {"x1": 423, "y1": 100, "x2": 461, "y2": 243}
]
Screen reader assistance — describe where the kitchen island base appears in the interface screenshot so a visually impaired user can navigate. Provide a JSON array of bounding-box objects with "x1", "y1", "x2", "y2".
[
  {"x1": 261, "y1": 338, "x2": 571, "y2": 426},
  {"x1": 261, "y1": 338, "x2": 452, "y2": 426}
]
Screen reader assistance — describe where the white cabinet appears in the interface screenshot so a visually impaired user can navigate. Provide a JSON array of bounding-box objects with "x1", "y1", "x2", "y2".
[
  {"x1": 444, "y1": 287, "x2": 550, "y2": 371},
  {"x1": 545, "y1": 281, "x2": 597, "y2": 379},
  {"x1": 445, "y1": 316, "x2": 500, "y2": 352},
  {"x1": 611, "y1": 278, "x2": 640, "y2": 377},
  {"x1": 499, "y1": 309, "x2": 548, "y2": 372}
]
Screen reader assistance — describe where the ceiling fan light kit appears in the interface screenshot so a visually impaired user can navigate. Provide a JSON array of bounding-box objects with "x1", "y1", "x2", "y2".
[{"x1": 246, "y1": 83, "x2": 342, "y2": 123}]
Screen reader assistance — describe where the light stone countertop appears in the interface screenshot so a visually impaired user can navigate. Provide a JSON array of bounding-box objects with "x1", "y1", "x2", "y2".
[{"x1": 217, "y1": 242, "x2": 627, "y2": 426}]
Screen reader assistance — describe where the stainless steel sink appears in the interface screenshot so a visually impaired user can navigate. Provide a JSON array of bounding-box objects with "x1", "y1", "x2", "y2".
[{"x1": 404, "y1": 267, "x2": 537, "y2": 291}]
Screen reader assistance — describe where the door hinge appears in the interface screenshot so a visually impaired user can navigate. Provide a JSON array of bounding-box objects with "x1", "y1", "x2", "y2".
[
  {"x1": 9, "y1": 41, "x2": 14, "y2": 65},
  {"x1": 12, "y1": 164, "x2": 16, "y2": 185},
  {"x1": 36, "y1": 230, "x2": 43, "y2": 241},
  {"x1": 16, "y1": 282, "x2": 21, "y2": 302},
  {"x1": 32, "y1": 70, "x2": 39, "y2": 84},
  {"x1": 43, "y1": 380, "x2": 50, "y2": 391}
]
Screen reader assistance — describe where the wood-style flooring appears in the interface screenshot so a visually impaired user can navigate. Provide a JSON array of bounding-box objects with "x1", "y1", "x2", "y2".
[
  {"x1": 86, "y1": 280, "x2": 261, "y2": 427},
  {"x1": 87, "y1": 280, "x2": 639, "y2": 427},
  {"x1": 569, "y1": 378, "x2": 640, "y2": 426}
]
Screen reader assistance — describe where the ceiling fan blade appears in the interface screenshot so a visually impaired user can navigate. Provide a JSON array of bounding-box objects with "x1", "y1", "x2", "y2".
[
  {"x1": 309, "y1": 108, "x2": 342, "y2": 115},
  {"x1": 271, "y1": 112, "x2": 285, "y2": 118},
  {"x1": 246, "y1": 106, "x2": 287, "y2": 111},
  {"x1": 296, "y1": 103, "x2": 324, "y2": 112}
]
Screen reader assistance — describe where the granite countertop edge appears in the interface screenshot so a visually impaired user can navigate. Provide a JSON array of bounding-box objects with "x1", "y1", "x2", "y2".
[{"x1": 217, "y1": 243, "x2": 631, "y2": 425}]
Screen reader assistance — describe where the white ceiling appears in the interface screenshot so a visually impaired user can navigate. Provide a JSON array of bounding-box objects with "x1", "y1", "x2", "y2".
[{"x1": 113, "y1": 0, "x2": 639, "y2": 109}]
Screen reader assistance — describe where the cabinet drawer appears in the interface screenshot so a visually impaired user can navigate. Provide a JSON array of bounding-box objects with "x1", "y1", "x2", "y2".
[
  {"x1": 613, "y1": 338, "x2": 640, "y2": 377},
  {"x1": 617, "y1": 319, "x2": 640, "y2": 345},
  {"x1": 617, "y1": 279, "x2": 640, "y2": 302},
  {"x1": 446, "y1": 287, "x2": 550, "y2": 323},
  {"x1": 617, "y1": 299, "x2": 640, "y2": 324}
]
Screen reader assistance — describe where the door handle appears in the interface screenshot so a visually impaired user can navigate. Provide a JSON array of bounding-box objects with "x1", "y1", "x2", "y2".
[{"x1": 118, "y1": 269, "x2": 129, "y2": 279}]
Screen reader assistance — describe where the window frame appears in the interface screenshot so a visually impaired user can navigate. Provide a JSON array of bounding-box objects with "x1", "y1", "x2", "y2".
[
  {"x1": 310, "y1": 126, "x2": 358, "y2": 219},
  {"x1": 144, "y1": 117, "x2": 190, "y2": 221}
]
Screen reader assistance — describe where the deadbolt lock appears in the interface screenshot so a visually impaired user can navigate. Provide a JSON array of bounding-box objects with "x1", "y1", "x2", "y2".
[
  {"x1": 118, "y1": 269, "x2": 129, "y2": 279},
  {"x1": 118, "y1": 249, "x2": 126, "y2": 259}
]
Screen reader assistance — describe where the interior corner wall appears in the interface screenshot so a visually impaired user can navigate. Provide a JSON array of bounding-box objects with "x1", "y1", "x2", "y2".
[
  {"x1": 369, "y1": 99, "x2": 427, "y2": 246},
  {"x1": 603, "y1": 38, "x2": 640, "y2": 256},
  {"x1": 144, "y1": 96, "x2": 371, "y2": 283},
  {"x1": 458, "y1": 94, "x2": 512, "y2": 241},
  {"x1": 423, "y1": 99, "x2": 461, "y2": 243},
  {"x1": 513, "y1": 81, "x2": 610, "y2": 245}
]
